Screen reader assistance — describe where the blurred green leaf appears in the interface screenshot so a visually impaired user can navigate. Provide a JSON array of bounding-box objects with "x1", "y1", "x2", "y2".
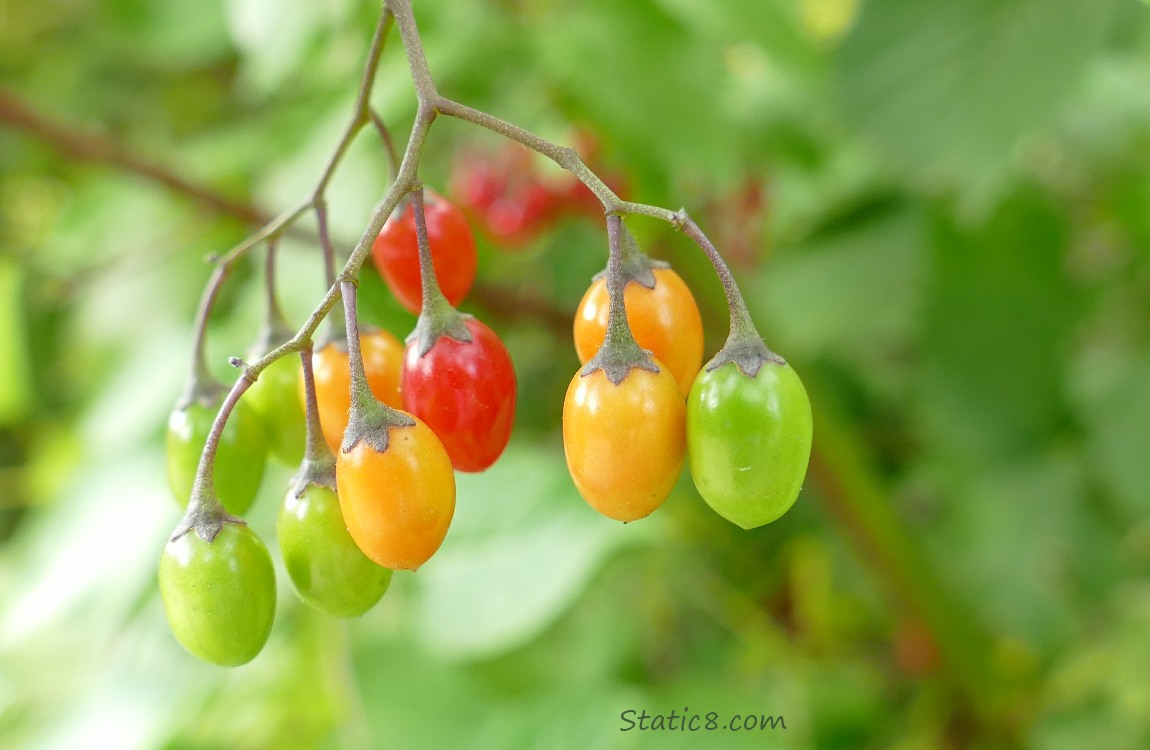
[
  {"x1": 836, "y1": 0, "x2": 1121, "y2": 201},
  {"x1": 918, "y1": 189, "x2": 1078, "y2": 462},
  {"x1": 755, "y1": 204, "x2": 925, "y2": 392},
  {"x1": 0, "y1": 260, "x2": 32, "y2": 424},
  {"x1": 411, "y1": 444, "x2": 642, "y2": 659},
  {"x1": 1079, "y1": 356, "x2": 1150, "y2": 517},
  {"x1": 920, "y1": 452, "x2": 1091, "y2": 655}
]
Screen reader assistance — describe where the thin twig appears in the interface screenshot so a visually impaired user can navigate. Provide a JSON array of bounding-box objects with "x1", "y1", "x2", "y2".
[{"x1": 0, "y1": 87, "x2": 267, "y2": 225}]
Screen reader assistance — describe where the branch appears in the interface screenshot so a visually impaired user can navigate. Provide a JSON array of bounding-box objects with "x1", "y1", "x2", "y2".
[{"x1": 0, "y1": 87, "x2": 267, "y2": 226}]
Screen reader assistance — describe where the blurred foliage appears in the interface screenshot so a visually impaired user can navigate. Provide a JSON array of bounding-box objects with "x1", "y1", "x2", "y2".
[{"x1": 2, "y1": 0, "x2": 1150, "y2": 748}]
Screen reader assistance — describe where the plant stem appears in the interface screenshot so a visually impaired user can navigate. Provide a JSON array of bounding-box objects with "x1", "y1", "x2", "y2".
[
  {"x1": 316, "y1": 203, "x2": 338, "y2": 293},
  {"x1": 338, "y1": 278, "x2": 413, "y2": 453},
  {"x1": 341, "y1": 279, "x2": 373, "y2": 415},
  {"x1": 312, "y1": 8, "x2": 394, "y2": 199},
  {"x1": 411, "y1": 187, "x2": 444, "y2": 307},
  {"x1": 580, "y1": 216, "x2": 657, "y2": 384},
  {"x1": 292, "y1": 343, "x2": 337, "y2": 493},
  {"x1": 677, "y1": 212, "x2": 781, "y2": 376},
  {"x1": 601, "y1": 215, "x2": 638, "y2": 351},
  {"x1": 299, "y1": 345, "x2": 327, "y2": 463},
  {"x1": 678, "y1": 215, "x2": 757, "y2": 343},
  {"x1": 314, "y1": 201, "x2": 348, "y2": 344},
  {"x1": 370, "y1": 108, "x2": 401, "y2": 179},
  {"x1": 406, "y1": 186, "x2": 473, "y2": 354},
  {"x1": 183, "y1": 264, "x2": 230, "y2": 404},
  {"x1": 259, "y1": 239, "x2": 292, "y2": 346},
  {"x1": 388, "y1": 0, "x2": 438, "y2": 102},
  {"x1": 175, "y1": 375, "x2": 255, "y2": 542}
]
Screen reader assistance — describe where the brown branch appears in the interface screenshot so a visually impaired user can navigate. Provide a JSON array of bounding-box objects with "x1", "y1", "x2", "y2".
[{"x1": 0, "y1": 86, "x2": 268, "y2": 226}]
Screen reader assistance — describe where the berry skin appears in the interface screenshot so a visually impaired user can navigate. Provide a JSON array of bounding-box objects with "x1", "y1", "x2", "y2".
[
  {"x1": 401, "y1": 318, "x2": 517, "y2": 473},
  {"x1": 278, "y1": 483, "x2": 392, "y2": 617},
  {"x1": 562, "y1": 364, "x2": 686, "y2": 522},
  {"x1": 686, "y1": 361, "x2": 812, "y2": 528},
  {"x1": 159, "y1": 522, "x2": 276, "y2": 666},
  {"x1": 335, "y1": 417, "x2": 456, "y2": 571},
  {"x1": 574, "y1": 268, "x2": 704, "y2": 396},
  {"x1": 371, "y1": 191, "x2": 477, "y2": 314},
  {"x1": 166, "y1": 396, "x2": 267, "y2": 515},
  {"x1": 306, "y1": 331, "x2": 403, "y2": 454}
]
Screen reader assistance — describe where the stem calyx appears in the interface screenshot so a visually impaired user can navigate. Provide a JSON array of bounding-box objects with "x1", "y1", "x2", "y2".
[
  {"x1": 590, "y1": 222, "x2": 668, "y2": 290},
  {"x1": 170, "y1": 490, "x2": 245, "y2": 545},
  {"x1": 342, "y1": 397, "x2": 416, "y2": 455},
  {"x1": 289, "y1": 454, "x2": 338, "y2": 499},
  {"x1": 582, "y1": 216, "x2": 659, "y2": 385}
]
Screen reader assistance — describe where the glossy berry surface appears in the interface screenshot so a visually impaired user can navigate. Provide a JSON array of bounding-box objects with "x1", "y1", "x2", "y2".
[
  {"x1": 371, "y1": 190, "x2": 477, "y2": 314},
  {"x1": 335, "y1": 417, "x2": 456, "y2": 570},
  {"x1": 159, "y1": 522, "x2": 276, "y2": 666},
  {"x1": 278, "y1": 483, "x2": 392, "y2": 617},
  {"x1": 574, "y1": 268, "x2": 704, "y2": 396},
  {"x1": 686, "y1": 361, "x2": 812, "y2": 528},
  {"x1": 246, "y1": 355, "x2": 306, "y2": 466},
  {"x1": 401, "y1": 318, "x2": 516, "y2": 472},
  {"x1": 562, "y1": 364, "x2": 686, "y2": 522},
  {"x1": 166, "y1": 397, "x2": 267, "y2": 516}
]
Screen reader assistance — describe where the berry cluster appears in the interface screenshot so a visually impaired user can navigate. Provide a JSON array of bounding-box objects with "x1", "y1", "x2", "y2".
[
  {"x1": 563, "y1": 217, "x2": 812, "y2": 527},
  {"x1": 156, "y1": 0, "x2": 812, "y2": 668},
  {"x1": 451, "y1": 136, "x2": 628, "y2": 249}
]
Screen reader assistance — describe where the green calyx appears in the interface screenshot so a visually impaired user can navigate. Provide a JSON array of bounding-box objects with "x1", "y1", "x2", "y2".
[
  {"x1": 176, "y1": 374, "x2": 225, "y2": 413},
  {"x1": 342, "y1": 395, "x2": 415, "y2": 455},
  {"x1": 705, "y1": 332, "x2": 786, "y2": 380},
  {"x1": 289, "y1": 454, "x2": 338, "y2": 499},
  {"x1": 581, "y1": 333, "x2": 658, "y2": 385},
  {"x1": 170, "y1": 488, "x2": 246, "y2": 545},
  {"x1": 590, "y1": 222, "x2": 668, "y2": 290},
  {"x1": 583, "y1": 216, "x2": 660, "y2": 385},
  {"x1": 407, "y1": 295, "x2": 472, "y2": 358}
]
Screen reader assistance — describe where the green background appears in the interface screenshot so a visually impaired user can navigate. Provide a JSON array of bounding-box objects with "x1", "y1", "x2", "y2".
[{"x1": 2, "y1": 0, "x2": 1150, "y2": 747}]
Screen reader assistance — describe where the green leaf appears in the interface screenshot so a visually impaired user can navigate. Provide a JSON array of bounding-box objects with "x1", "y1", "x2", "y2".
[
  {"x1": 410, "y1": 444, "x2": 644, "y2": 660},
  {"x1": 918, "y1": 452, "x2": 1089, "y2": 655},
  {"x1": 918, "y1": 189, "x2": 1078, "y2": 462},
  {"x1": 836, "y1": 0, "x2": 1120, "y2": 199},
  {"x1": 755, "y1": 204, "x2": 925, "y2": 379},
  {"x1": 0, "y1": 260, "x2": 31, "y2": 424},
  {"x1": 1078, "y1": 356, "x2": 1150, "y2": 517}
]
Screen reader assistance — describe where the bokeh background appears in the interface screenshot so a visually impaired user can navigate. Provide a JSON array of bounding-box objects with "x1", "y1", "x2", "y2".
[{"x1": 2, "y1": 0, "x2": 1150, "y2": 747}]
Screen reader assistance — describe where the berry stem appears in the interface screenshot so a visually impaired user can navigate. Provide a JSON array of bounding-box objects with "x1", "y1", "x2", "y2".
[
  {"x1": 183, "y1": 264, "x2": 230, "y2": 407},
  {"x1": 370, "y1": 108, "x2": 401, "y2": 180},
  {"x1": 601, "y1": 216, "x2": 639, "y2": 352},
  {"x1": 339, "y1": 279, "x2": 414, "y2": 454},
  {"x1": 677, "y1": 212, "x2": 782, "y2": 377},
  {"x1": 315, "y1": 201, "x2": 347, "y2": 344},
  {"x1": 256, "y1": 239, "x2": 293, "y2": 353},
  {"x1": 173, "y1": 376, "x2": 253, "y2": 543},
  {"x1": 409, "y1": 185, "x2": 472, "y2": 356},
  {"x1": 412, "y1": 186, "x2": 447, "y2": 308},
  {"x1": 312, "y1": 8, "x2": 394, "y2": 198},
  {"x1": 580, "y1": 215, "x2": 658, "y2": 384},
  {"x1": 292, "y1": 342, "x2": 337, "y2": 494},
  {"x1": 316, "y1": 202, "x2": 338, "y2": 293},
  {"x1": 341, "y1": 278, "x2": 372, "y2": 417}
]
